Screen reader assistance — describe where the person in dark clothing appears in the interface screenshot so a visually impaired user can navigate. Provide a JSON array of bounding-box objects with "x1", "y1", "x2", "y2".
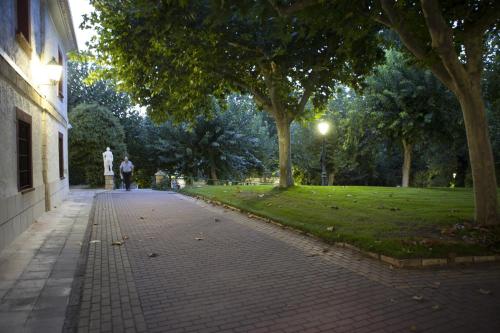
[{"x1": 120, "y1": 156, "x2": 134, "y2": 191}]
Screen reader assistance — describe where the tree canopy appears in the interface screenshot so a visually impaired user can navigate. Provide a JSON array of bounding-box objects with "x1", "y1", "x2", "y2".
[
  {"x1": 85, "y1": 0, "x2": 383, "y2": 187},
  {"x1": 363, "y1": 49, "x2": 460, "y2": 186},
  {"x1": 148, "y1": 95, "x2": 276, "y2": 182},
  {"x1": 80, "y1": 0, "x2": 499, "y2": 224}
]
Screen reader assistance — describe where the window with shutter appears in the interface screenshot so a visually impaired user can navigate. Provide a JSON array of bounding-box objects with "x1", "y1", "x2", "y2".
[
  {"x1": 58, "y1": 48, "x2": 64, "y2": 99},
  {"x1": 59, "y1": 132, "x2": 64, "y2": 179},
  {"x1": 16, "y1": 0, "x2": 31, "y2": 53},
  {"x1": 16, "y1": 108, "x2": 33, "y2": 191}
]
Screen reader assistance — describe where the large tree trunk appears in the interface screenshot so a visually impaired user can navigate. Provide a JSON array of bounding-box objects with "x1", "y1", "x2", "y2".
[
  {"x1": 456, "y1": 86, "x2": 498, "y2": 225},
  {"x1": 401, "y1": 138, "x2": 412, "y2": 188},
  {"x1": 455, "y1": 153, "x2": 468, "y2": 187},
  {"x1": 275, "y1": 114, "x2": 294, "y2": 188},
  {"x1": 210, "y1": 164, "x2": 218, "y2": 183},
  {"x1": 328, "y1": 172, "x2": 335, "y2": 186},
  {"x1": 209, "y1": 152, "x2": 218, "y2": 185}
]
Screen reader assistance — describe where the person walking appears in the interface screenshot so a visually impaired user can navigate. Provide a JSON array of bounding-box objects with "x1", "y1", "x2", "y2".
[{"x1": 120, "y1": 156, "x2": 134, "y2": 191}]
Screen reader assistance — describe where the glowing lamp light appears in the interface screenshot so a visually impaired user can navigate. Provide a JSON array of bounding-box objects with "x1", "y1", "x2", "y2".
[
  {"x1": 46, "y1": 57, "x2": 63, "y2": 82},
  {"x1": 318, "y1": 121, "x2": 330, "y2": 136},
  {"x1": 452, "y1": 172, "x2": 457, "y2": 179}
]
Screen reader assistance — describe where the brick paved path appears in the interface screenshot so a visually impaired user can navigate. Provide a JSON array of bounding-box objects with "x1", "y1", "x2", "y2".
[{"x1": 74, "y1": 191, "x2": 500, "y2": 333}]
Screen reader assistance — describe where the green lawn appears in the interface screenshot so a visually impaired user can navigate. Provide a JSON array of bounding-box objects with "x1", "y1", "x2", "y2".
[{"x1": 181, "y1": 185, "x2": 500, "y2": 259}]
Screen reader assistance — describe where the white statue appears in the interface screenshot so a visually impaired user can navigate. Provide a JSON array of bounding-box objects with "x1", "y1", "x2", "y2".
[{"x1": 102, "y1": 147, "x2": 114, "y2": 176}]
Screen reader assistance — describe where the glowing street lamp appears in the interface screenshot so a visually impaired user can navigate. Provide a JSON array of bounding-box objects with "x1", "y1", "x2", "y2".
[
  {"x1": 318, "y1": 121, "x2": 330, "y2": 136},
  {"x1": 317, "y1": 121, "x2": 330, "y2": 186}
]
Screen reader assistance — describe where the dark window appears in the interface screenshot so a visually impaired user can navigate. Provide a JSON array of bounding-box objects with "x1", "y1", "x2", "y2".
[
  {"x1": 58, "y1": 132, "x2": 64, "y2": 179},
  {"x1": 16, "y1": 0, "x2": 31, "y2": 45},
  {"x1": 58, "y1": 48, "x2": 64, "y2": 99},
  {"x1": 16, "y1": 108, "x2": 33, "y2": 191}
]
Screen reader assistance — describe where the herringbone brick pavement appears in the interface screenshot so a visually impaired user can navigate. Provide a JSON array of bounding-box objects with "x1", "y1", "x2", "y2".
[{"x1": 73, "y1": 191, "x2": 500, "y2": 333}]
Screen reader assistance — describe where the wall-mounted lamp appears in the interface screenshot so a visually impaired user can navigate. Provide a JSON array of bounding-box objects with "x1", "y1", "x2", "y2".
[{"x1": 45, "y1": 57, "x2": 63, "y2": 83}]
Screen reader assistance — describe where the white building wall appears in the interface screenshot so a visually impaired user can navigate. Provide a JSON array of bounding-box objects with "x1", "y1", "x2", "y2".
[{"x1": 0, "y1": 0, "x2": 76, "y2": 252}]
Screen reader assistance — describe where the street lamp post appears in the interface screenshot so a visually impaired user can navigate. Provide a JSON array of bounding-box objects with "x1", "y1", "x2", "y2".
[{"x1": 318, "y1": 121, "x2": 330, "y2": 186}]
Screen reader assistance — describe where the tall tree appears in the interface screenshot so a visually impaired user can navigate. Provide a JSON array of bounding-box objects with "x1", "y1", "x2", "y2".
[
  {"x1": 272, "y1": 0, "x2": 499, "y2": 224},
  {"x1": 68, "y1": 59, "x2": 157, "y2": 185},
  {"x1": 68, "y1": 60, "x2": 131, "y2": 118},
  {"x1": 68, "y1": 104, "x2": 127, "y2": 186},
  {"x1": 153, "y1": 95, "x2": 275, "y2": 182},
  {"x1": 364, "y1": 49, "x2": 459, "y2": 187},
  {"x1": 85, "y1": 0, "x2": 382, "y2": 187}
]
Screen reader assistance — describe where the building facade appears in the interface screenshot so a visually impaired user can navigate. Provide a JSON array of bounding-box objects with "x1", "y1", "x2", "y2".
[{"x1": 0, "y1": 0, "x2": 77, "y2": 252}]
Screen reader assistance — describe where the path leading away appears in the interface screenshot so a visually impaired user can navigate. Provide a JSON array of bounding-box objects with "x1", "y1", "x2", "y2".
[{"x1": 73, "y1": 191, "x2": 500, "y2": 333}]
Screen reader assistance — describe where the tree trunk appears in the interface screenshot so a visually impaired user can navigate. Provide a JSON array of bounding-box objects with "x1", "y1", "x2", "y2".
[
  {"x1": 401, "y1": 139, "x2": 412, "y2": 188},
  {"x1": 209, "y1": 152, "x2": 218, "y2": 185},
  {"x1": 275, "y1": 114, "x2": 294, "y2": 188},
  {"x1": 456, "y1": 86, "x2": 498, "y2": 225},
  {"x1": 210, "y1": 164, "x2": 218, "y2": 182},
  {"x1": 455, "y1": 153, "x2": 468, "y2": 187},
  {"x1": 328, "y1": 172, "x2": 335, "y2": 186}
]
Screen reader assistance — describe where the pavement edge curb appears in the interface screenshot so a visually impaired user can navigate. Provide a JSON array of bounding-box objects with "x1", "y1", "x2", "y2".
[{"x1": 62, "y1": 193, "x2": 98, "y2": 333}]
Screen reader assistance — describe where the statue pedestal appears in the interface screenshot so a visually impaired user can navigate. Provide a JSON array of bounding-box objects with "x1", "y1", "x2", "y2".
[
  {"x1": 155, "y1": 170, "x2": 166, "y2": 185},
  {"x1": 105, "y1": 175, "x2": 114, "y2": 190}
]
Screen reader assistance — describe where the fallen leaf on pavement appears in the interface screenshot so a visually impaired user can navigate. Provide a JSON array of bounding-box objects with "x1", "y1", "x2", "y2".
[
  {"x1": 195, "y1": 237, "x2": 204, "y2": 241},
  {"x1": 122, "y1": 235, "x2": 129, "y2": 240},
  {"x1": 322, "y1": 248, "x2": 329, "y2": 253},
  {"x1": 412, "y1": 295, "x2": 424, "y2": 301},
  {"x1": 148, "y1": 253, "x2": 159, "y2": 257},
  {"x1": 111, "y1": 241, "x2": 124, "y2": 246},
  {"x1": 306, "y1": 253, "x2": 319, "y2": 257},
  {"x1": 89, "y1": 240, "x2": 101, "y2": 244},
  {"x1": 432, "y1": 304, "x2": 441, "y2": 311},
  {"x1": 139, "y1": 217, "x2": 145, "y2": 220},
  {"x1": 214, "y1": 218, "x2": 220, "y2": 222},
  {"x1": 479, "y1": 288, "x2": 492, "y2": 295}
]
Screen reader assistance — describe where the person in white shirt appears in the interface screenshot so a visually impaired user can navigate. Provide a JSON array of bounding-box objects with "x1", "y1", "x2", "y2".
[{"x1": 120, "y1": 156, "x2": 134, "y2": 191}]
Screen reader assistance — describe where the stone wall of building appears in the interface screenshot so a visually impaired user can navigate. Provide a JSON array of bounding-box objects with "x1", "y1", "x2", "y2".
[
  {"x1": 0, "y1": 65, "x2": 69, "y2": 252},
  {"x1": 0, "y1": 0, "x2": 74, "y2": 252}
]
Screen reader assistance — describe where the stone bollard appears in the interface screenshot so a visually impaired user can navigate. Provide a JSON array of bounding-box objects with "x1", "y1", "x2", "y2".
[{"x1": 105, "y1": 175, "x2": 114, "y2": 190}]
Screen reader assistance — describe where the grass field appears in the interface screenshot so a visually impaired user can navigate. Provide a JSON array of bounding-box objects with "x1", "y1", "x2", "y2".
[{"x1": 181, "y1": 185, "x2": 500, "y2": 259}]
